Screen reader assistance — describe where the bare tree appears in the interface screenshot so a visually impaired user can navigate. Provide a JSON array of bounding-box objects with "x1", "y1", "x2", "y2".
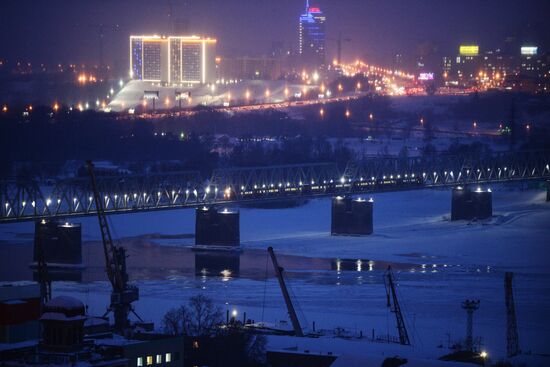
[
  {"x1": 162, "y1": 295, "x2": 224, "y2": 337},
  {"x1": 186, "y1": 295, "x2": 224, "y2": 337},
  {"x1": 162, "y1": 306, "x2": 187, "y2": 335}
]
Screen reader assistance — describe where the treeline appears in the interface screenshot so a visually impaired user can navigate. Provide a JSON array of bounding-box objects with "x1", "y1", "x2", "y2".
[{"x1": 0, "y1": 96, "x2": 393, "y2": 178}]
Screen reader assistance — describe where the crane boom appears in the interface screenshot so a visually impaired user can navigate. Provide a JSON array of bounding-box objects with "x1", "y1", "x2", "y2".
[
  {"x1": 35, "y1": 227, "x2": 52, "y2": 305},
  {"x1": 87, "y1": 161, "x2": 139, "y2": 333},
  {"x1": 268, "y1": 247, "x2": 304, "y2": 337},
  {"x1": 505, "y1": 272, "x2": 520, "y2": 357},
  {"x1": 384, "y1": 265, "x2": 410, "y2": 345}
]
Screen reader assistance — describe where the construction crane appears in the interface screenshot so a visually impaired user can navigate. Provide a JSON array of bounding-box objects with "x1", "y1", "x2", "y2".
[
  {"x1": 87, "y1": 161, "x2": 141, "y2": 333},
  {"x1": 34, "y1": 226, "x2": 52, "y2": 306},
  {"x1": 88, "y1": 23, "x2": 121, "y2": 74},
  {"x1": 505, "y1": 272, "x2": 520, "y2": 357},
  {"x1": 384, "y1": 265, "x2": 410, "y2": 345},
  {"x1": 267, "y1": 246, "x2": 304, "y2": 337},
  {"x1": 336, "y1": 33, "x2": 351, "y2": 66}
]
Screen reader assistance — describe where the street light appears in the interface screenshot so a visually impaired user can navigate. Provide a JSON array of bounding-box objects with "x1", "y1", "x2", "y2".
[{"x1": 320, "y1": 108, "x2": 324, "y2": 117}]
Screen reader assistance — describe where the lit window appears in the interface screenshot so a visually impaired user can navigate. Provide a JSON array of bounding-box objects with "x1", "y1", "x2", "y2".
[
  {"x1": 156, "y1": 355, "x2": 162, "y2": 364},
  {"x1": 192, "y1": 340, "x2": 199, "y2": 349},
  {"x1": 137, "y1": 357, "x2": 143, "y2": 367},
  {"x1": 165, "y1": 353, "x2": 171, "y2": 363},
  {"x1": 146, "y1": 356, "x2": 153, "y2": 366}
]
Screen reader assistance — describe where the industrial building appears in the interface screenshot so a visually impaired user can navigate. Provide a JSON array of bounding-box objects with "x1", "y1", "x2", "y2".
[
  {"x1": 0, "y1": 292, "x2": 185, "y2": 367},
  {"x1": 195, "y1": 207, "x2": 240, "y2": 247},
  {"x1": 130, "y1": 35, "x2": 217, "y2": 85},
  {"x1": 0, "y1": 281, "x2": 41, "y2": 344},
  {"x1": 451, "y1": 187, "x2": 493, "y2": 221},
  {"x1": 331, "y1": 196, "x2": 373, "y2": 236},
  {"x1": 34, "y1": 219, "x2": 82, "y2": 267}
]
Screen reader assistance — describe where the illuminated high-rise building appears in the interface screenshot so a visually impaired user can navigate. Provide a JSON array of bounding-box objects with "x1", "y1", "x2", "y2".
[
  {"x1": 299, "y1": 1, "x2": 326, "y2": 69},
  {"x1": 130, "y1": 35, "x2": 217, "y2": 85}
]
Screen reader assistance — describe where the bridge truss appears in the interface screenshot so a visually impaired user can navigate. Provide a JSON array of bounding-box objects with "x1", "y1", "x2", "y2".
[{"x1": 1, "y1": 151, "x2": 548, "y2": 223}]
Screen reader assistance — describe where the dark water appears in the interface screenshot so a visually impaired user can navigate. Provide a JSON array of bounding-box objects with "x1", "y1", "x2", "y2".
[{"x1": 0, "y1": 235, "x2": 417, "y2": 284}]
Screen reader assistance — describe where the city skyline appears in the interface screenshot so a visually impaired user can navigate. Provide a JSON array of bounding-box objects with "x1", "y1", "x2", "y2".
[{"x1": 1, "y1": 0, "x2": 549, "y2": 69}]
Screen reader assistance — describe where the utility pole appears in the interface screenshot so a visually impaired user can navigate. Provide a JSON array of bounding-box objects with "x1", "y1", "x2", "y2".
[
  {"x1": 384, "y1": 266, "x2": 410, "y2": 345},
  {"x1": 505, "y1": 272, "x2": 520, "y2": 357},
  {"x1": 268, "y1": 247, "x2": 304, "y2": 337},
  {"x1": 461, "y1": 299, "x2": 480, "y2": 351}
]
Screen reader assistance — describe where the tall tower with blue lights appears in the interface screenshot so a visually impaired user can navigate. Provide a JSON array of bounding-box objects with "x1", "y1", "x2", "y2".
[{"x1": 299, "y1": 0, "x2": 326, "y2": 69}]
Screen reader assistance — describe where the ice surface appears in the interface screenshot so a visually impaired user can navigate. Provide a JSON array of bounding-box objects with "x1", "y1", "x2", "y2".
[{"x1": 2, "y1": 183, "x2": 549, "y2": 364}]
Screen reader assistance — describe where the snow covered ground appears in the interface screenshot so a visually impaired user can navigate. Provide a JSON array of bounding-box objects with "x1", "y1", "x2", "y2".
[{"x1": 1, "y1": 182, "x2": 549, "y2": 365}]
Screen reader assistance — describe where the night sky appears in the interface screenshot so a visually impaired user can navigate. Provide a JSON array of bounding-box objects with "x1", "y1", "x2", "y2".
[{"x1": 1, "y1": 0, "x2": 549, "y2": 68}]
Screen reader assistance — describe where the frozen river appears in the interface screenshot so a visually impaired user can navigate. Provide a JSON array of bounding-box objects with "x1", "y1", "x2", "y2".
[{"x1": 2, "y1": 182, "x2": 549, "y2": 364}]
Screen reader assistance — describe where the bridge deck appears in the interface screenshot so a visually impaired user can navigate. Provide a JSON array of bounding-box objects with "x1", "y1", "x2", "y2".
[{"x1": 1, "y1": 151, "x2": 548, "y2": 223}]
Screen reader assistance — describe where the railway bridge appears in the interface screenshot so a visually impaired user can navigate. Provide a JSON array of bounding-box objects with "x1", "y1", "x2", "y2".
[{"x1": 1, "y1": 150, "x2": 548, "y2": 223}]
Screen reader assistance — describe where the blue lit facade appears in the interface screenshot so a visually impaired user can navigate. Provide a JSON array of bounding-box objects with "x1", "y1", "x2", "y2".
[
  {"x1": 299, "y1": 1, "x2": 326, "y2": 69},
  {"x1": 131, "y1": 38, "x2": 143, "y2": 79}
]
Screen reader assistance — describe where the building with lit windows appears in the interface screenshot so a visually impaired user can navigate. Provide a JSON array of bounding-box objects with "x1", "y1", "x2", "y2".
[
  {"x1": 299, "y1": 1, "x2": 326, "y2": 69},
  {"x1": 130, "y1": 35, "x2": 217, "y2": 85}
]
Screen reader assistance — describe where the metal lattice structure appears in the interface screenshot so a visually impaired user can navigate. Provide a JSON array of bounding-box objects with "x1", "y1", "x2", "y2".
[
  {"x1": 210, "y1": 163, "x2": 340, "y2": 198},
  {"x1": 342, "y1": 150, "x2": 550, "y2": 189},
  {"x1": 505, "y1": 272, "x2": 520, "y2": 357},
  {"x1": 1, "y1": 171, "x2": 203, "y2": 222},
  {"x1": 1, "y1": 151, "x2": 549, "y2": 223}
]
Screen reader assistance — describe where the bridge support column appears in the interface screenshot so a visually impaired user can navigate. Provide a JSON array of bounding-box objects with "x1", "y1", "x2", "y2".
[
  {"x1": 451, "y1": 187, "x2": 492, "y2": 221},
  {"x1": 195, "y1": 207, "x2": 240, "y2": 247},
  {"x1": 331, "y1": 196, "x2": 373, "y2": 236},
  {"x1": 34, "y1": 219, "x2": 83, "y2": 270}
]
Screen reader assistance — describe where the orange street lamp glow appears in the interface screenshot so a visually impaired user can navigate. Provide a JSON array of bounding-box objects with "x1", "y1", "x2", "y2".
[
  {"x1": 345, "y1": 109, "x2": 350, "y2": 118},
  {"x1": 2, "y1": 105, "x2": 7, "y2": 113},
  {"x1": 320, "y1": 108, "x2": 324, "y2": 117},
  {"x1": 245, "y1": 90, "x2": 251, "y2": 100},
  {"x1": 53, "y1": 103, "x2": 59, "y2": 112}
]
